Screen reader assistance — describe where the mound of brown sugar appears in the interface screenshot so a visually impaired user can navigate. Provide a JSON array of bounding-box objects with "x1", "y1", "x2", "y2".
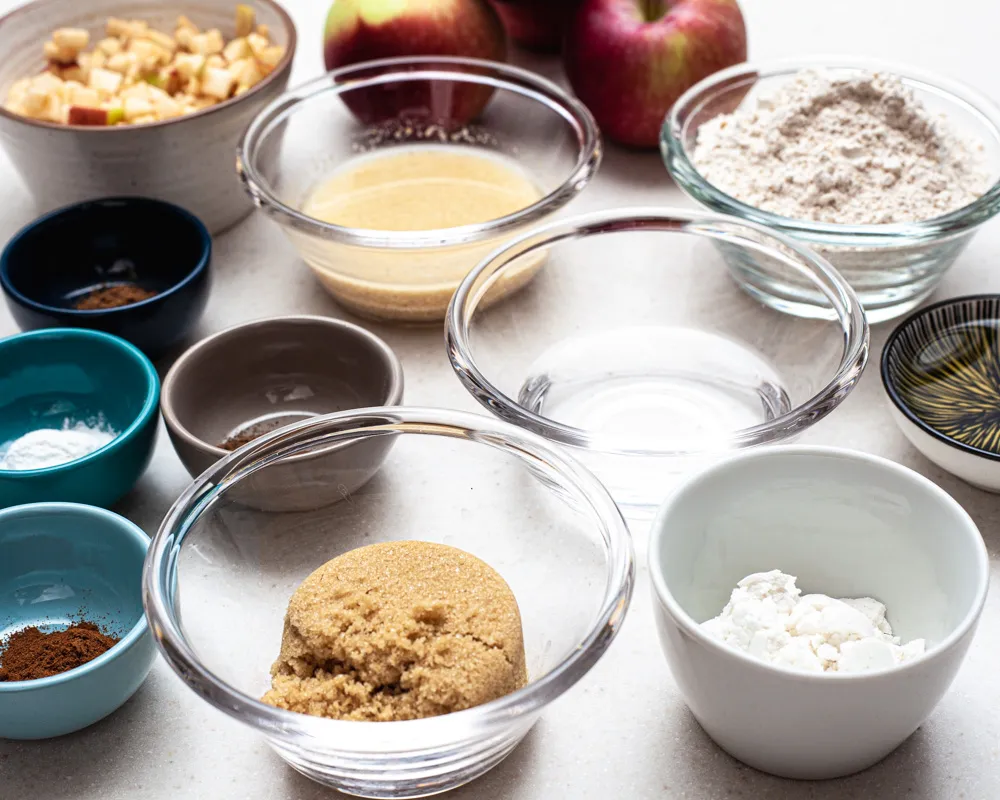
[{"x1": 261, "y1": 541, "x2": 527, "y2": 722}]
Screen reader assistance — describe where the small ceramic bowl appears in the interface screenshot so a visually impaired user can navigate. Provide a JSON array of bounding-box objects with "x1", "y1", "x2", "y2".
[
  {"x1": 662, "y1": 58, "x2": 1000, "y2": 323},
  {"x1": 882, "y1": 295, "x2": 1000, "y2": 490},
  {"x1": 0, "y1": 328, "x2": 160, "y2": 508},
  {"x1": 0, "y1": 0, "x2": 296, "y2": 234},
  {"x1": 238, "y1": 56, "x2": 600, "y2": 323},
  {"x1": 144, "y1": 407, "x2": 633, "y2": 797},
  {"x1": 160, "y1": 315, "x2": 404, "y2": 512},
  {"x1": 1, "y1": 197, "x2": 212, "y2": 358},
  {"x1": 0, "y1": 502, "x2": 156, "y2": 739},
  {"x1": 648, "y1": 446, "x2": 989, "y2": 780}
]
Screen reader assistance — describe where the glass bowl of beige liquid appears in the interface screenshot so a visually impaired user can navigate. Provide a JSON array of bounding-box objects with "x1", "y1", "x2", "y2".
[
  {"x1": 237, "y1": 57, "x2": 601, "y2": 323},
  {"x1": 143, "y1": 407, "x2": 633, "y2": 798}
]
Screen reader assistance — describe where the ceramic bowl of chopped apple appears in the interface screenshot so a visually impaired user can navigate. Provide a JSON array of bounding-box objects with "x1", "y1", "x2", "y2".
[{"x1": 0, "y1": 0, "x2": 295, "y2": 233}]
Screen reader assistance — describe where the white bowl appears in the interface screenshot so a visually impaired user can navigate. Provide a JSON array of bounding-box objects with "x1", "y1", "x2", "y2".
[
  {"x1": 648, "y1": 446, "x2": 988, "y2": 780},
  {"x1": 0, "y1": 0, "x2": 296, "y2": 233}
]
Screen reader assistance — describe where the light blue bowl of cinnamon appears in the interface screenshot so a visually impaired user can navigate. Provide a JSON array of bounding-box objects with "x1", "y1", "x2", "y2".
[{"x1": 0, "y1": 502, "x2": 156, "y2": 739}]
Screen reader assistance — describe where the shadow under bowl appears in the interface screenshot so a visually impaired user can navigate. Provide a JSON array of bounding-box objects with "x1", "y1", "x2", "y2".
[
  {"x1": 662, "y1": 58, "x2": 1000, "y2": 324},
  {"x1": 882, "y1": 294, "x2": 1000, "y2": 491},
  {"x1": 0, "y1": 502, "x2": 156, "y2": 740},
  {"x1": 648, "y1": 446, "x2": 988, "y2": 779},
  {"x1": 0, "y1": 328, "x2": 160, "y2": 509},
  {"x1": 161, "y1": 315, "x2": 404, "y2": 512},
  {"x1": 1, "y1": 197, "x2": 212, "y2": 358}
]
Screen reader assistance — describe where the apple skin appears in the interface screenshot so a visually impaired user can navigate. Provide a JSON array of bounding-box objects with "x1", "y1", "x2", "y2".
[
  {"x1": 323, "y1": 0, "x2": 507, "y2": 126},
  {"x1": 564, "y1": 0, "x2": 747, "y2": 148},
  {"x1": 488, "y1": 0, "x2": 582, "y2": 52}
]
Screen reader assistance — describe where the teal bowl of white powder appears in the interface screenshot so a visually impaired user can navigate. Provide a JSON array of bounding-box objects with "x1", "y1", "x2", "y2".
[{"x1": 0, "y1": 328, "x2": 159, "y2": 508}]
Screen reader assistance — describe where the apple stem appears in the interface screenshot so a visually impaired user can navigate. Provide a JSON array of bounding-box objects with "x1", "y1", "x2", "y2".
[{"x1": 640, "y1": 0, "x2": 666, "y2": 21}]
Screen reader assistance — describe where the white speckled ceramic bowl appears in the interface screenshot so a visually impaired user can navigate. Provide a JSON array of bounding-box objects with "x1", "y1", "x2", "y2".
[{"x1": 0, "y1": 0, "x2": 296, "y2": 234}]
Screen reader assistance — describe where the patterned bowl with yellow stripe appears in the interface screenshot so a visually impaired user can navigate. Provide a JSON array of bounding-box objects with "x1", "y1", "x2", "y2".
[{"x1": 882, "y1": 295, "x2": 1000, "y2": 491}]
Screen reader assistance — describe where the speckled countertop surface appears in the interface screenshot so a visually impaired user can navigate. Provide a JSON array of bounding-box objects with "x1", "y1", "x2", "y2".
[{"x1": 3, "y1": 0, "x2": 1000, "y2": 797}]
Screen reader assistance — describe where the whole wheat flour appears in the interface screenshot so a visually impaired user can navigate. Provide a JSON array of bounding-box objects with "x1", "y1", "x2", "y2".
[{"x1": 691, "y1": 70, "x2": 991, "y2": 225}]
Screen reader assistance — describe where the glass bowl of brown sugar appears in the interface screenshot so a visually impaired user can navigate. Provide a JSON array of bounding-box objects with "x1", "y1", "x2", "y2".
[
  {"x1": 144, "y1": 407, "x2": 634, "y2": 798},
  {"x1": 237, "y1": 56, "x2": 601, "y2": 324}
]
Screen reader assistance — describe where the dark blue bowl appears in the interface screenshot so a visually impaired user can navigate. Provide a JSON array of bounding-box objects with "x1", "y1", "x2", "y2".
[{"x1": 0, "y1": 197, "x2": 212, "y2": 359}]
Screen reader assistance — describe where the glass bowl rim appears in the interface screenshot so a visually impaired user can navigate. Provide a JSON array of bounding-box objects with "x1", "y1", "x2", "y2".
[
  {"x1": 445, "y1": 206, "x2": 870, "y2": 456},
  {"x1": 236, "y1": 55, "x2": 602, "y2": 250},
  {"x1": 142, "y1": 406, "x2": 635, "y2": 744},
  {"x1": 661, "y1": 56, "x2": 1000, "y2": 241},
  {"x1": 881, "y1": 293, "x2": 1000, "y2": 462}
]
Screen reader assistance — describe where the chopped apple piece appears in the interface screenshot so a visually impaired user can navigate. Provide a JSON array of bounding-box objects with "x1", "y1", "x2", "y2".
[
  {"x1": 107, "y1": 106, "x2": 124, "y2": 124},
  {"x1": 143, "y1": 30, "x2": 177, "y2": 52},
  {"x1": 222, "y1": 36, "x2": 250, "y2": 63},
  {"x1": 190, "y1": 29, "x2": 224, "y2": 55},
  {"x1": 69, "y1": 84, "x2": 101, "y2": 107},
  {"x1": 173, "y1": 52, "x2": 206, "y2": 79},
  {"x1": 43, "y1": 41, "x2": 77, "y2": 64},
  {"x1": 176, "y1": 15, "x2": 198, "y2": 33},
  {"x1": 246, "y1": 33, "x2": 268, "y2": 58},
  {"x1": 68, "y1": 105, "x2": 109, "y2": 125},
  {"x1": 257, "y1": 45, "x2": 284, "y2": 70},
  {"x1": 123, "y1": 95, "x2": 154, "y2": 121},
  {"x1": 105, "y1": 52, "x2": 136, "y2": 74},
  {"x1": 97, "y1": 37, "x2": 122, "y2": 56},
  {"x1": 88, "y1": 66, "x2": 123, "y2": 94},
  {"x1": 200, "y1": 66, "x2": 235, "y2": 100},
  {"x1": 235, "y1": 5, "x2": 256, "y2": 37},
  {"x1": 52, "y1": 28, "x2": 89, "y2": 50}
]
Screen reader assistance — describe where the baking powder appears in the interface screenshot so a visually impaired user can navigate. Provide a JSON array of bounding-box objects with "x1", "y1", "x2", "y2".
[
  {"x1": 702, "y1": 570, "x2": 925, "y2": 673},
  {"x1": 1, "y1": 418, "x2": 117, "y2": 470},
  {"x1": 691, "y1": 70, "x2": 990, "y2": 224}
]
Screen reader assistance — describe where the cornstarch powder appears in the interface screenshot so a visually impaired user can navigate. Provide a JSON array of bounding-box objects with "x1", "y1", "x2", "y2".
[
  {"x1": 691, "y1": 70, "x2": 991, "y2": 225},
  {"x1": 1, "y1": 418, "x2": 117, "y2": 470}
]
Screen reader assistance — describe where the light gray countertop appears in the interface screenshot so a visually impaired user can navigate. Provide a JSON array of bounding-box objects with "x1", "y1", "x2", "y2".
[{"x1": 3, "y1": 0, "x2": 1000, "y2": 796}]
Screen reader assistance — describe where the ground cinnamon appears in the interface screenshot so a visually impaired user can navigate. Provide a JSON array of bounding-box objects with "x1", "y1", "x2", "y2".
[
  {"x1": 0, "y1": 621, "x2": 119, "y2": 681},
  {"x1": 74, "y1": 284, "x2": 157, "y2": 310},
  {"x1": 218, "y1": 418, "x2": 286, "y2": 451}
]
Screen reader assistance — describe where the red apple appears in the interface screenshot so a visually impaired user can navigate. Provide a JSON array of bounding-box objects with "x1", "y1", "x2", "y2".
[
  {"x1": 564, "y1": 0, "x2": 747, "y2": 148},
  {"x1": 488, "y1": 0, "x2": 582, "y2": 52},
  {"x1": 323, "y1": 0, "x2": 507, "y2": 126}
]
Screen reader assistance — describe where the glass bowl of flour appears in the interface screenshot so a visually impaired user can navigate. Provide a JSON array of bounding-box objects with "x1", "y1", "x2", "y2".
[{"x1": 662, "y1": 58, "x2": 1000, "y2": 323}]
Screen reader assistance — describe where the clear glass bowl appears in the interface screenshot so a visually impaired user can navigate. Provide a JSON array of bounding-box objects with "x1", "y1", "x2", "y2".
[
  {"x1": 142, "y1": 408, "x2": 633, "y2": 798},
  {"x1": 237, "y1": 56, "x2": 601, "y2": 323},
  {"x1": 661, "y1": 58, "x2": 1000, "y2": 323},
  {"x1": 446, "y1": 208, "x2": 869, "y2": 519}
]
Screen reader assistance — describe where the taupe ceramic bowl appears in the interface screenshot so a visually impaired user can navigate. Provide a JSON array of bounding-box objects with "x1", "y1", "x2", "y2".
[
  {"x1": 0, "y1": 0, "x2": 296, "y2": 234},
  {"x1": 160, "y1": 315, "x2": 403, "y2": 511}
]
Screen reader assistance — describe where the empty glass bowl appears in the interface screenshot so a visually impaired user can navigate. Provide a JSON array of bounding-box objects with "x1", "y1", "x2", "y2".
[
  {"x1": 143, "y1": 408, "x2": 633, "y2": 798},
  {"x1": 237, "y1": 56, "x2": 601, "y2": 323},
  {"x1": 446, "y1": 208, "x2": 869, "y2": 518},
  {"x1": 662, "y1": 58, "x2": 1000, "y2": 323}
]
